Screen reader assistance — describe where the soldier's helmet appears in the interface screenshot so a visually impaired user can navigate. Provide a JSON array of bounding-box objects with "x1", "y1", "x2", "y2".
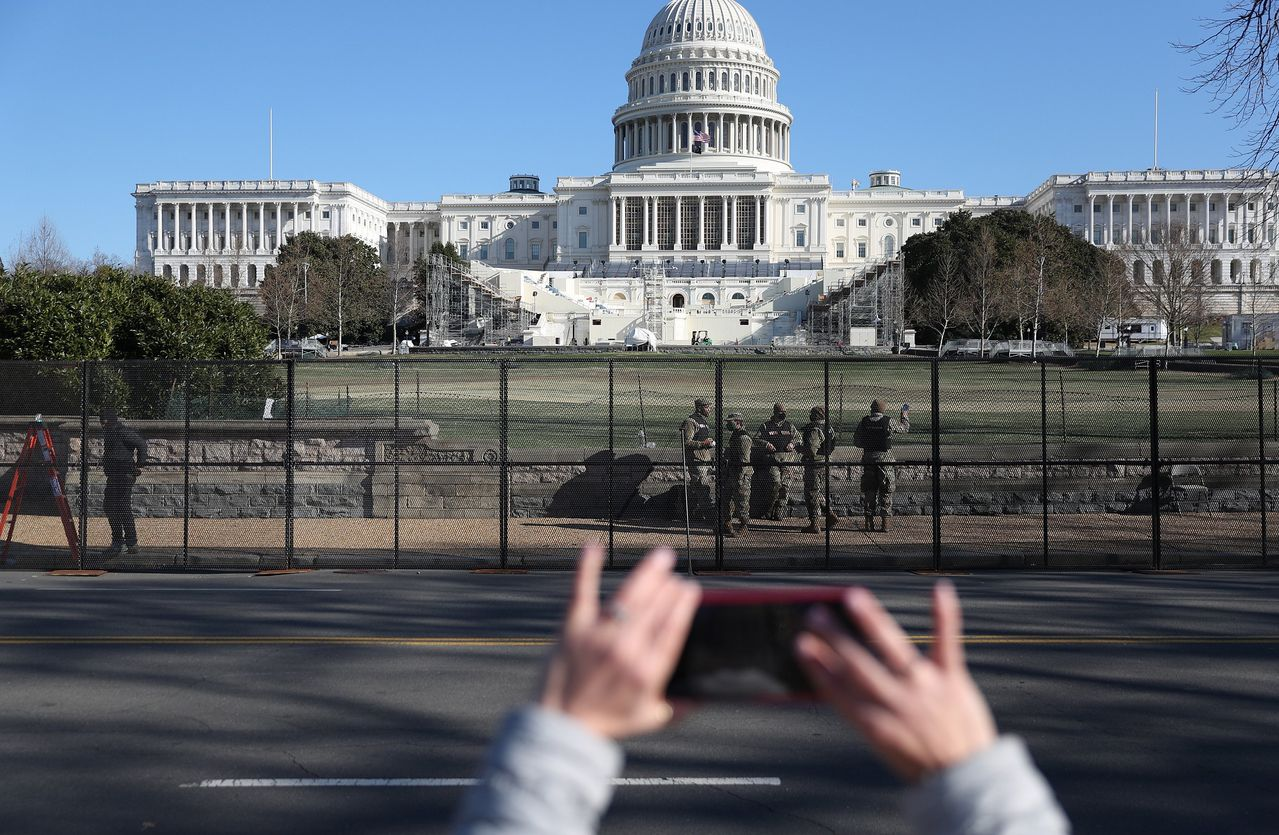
[
  {"x1": 695, "y1": 398, "x2": 711, "y2": 409},
  {"x1": 773, "y1": 401, "x2": 786, "y2": 415},
  {"x1": 810, "y1": 406, "x2": 825, "y2": 421},
  {"x1": 726, "y1": 412, "x2": 744, "y2": 424}
]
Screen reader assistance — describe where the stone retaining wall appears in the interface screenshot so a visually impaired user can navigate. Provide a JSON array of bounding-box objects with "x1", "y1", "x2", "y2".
[{"x1": 4, "y1": 419, "x2": 1270, "y2": 520}]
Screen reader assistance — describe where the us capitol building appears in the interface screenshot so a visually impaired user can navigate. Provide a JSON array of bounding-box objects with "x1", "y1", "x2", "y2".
[{"x1": 133, "y1": 0, "x2": 1279, "y2": 347}]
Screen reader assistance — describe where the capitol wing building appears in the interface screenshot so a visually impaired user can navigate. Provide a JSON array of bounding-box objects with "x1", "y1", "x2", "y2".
[{"x1": 134, "y1": 0, "x2": 1279, "y2": 347}]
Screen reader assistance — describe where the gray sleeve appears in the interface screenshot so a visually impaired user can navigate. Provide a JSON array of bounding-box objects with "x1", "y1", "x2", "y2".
[
  {"x1": 453, "y1": 706, "x2": 623, "y2": 835},
  {"x1": 125, "y1": 427, "x2": 148, "y2": 467},
  {"x1": 893, "y1": 415, "x2": 911, "y2": 434},
  {"x1": 902, "y1": 736, "x2": 1070, "y2": 835}
]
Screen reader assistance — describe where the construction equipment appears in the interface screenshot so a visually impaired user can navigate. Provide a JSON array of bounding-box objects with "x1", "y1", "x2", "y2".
[{"x1": 0, "y1": 416, "x2": 80, "y2": 566}]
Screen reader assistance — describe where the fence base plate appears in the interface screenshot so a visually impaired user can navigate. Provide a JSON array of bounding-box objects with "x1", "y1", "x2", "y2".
[
  {"x1": 694, "y1": 570, "x2": 752, "y2": 576},
  {"x1": 1130, "y1": 569, "x2": 1195, "y2": 575},
  {"x1": 911, "y1": 570, "x2": 972, "y2": 576},
  {"x1": 47, "y1": 570, "x2": 107, "y2": 577},
  {"x1": 471, "y1": 569, "x2": 530, "y2": 575},
  {"x1": 255, "y1": 569, "x2": 314, "y2": 577}
]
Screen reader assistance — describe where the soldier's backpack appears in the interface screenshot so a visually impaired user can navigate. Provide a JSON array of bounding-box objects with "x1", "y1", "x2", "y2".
[{"x1": 857, "y1": 416, "x2": 892, "y2": 453}]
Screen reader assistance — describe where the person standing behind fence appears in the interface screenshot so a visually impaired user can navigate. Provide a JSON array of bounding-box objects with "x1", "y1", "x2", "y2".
[
  {"x1": 853, "y1": 399, "x2": 909, "y2": 532},
  {"x1": 758, "y1": 402, "x2": 799, "y2": 521},
  {"x1": 799, "y1": 406, "x2": 841, "y2": 533},
  {"x1": 680, "y1": 398, "x2": 715, "y2": 520},
  {"x1": 99, "y1": 407, "x2": 147, "y2": 557},
  {"x1": 720, "y1": 413, "x2": 753, "y2": 537}
]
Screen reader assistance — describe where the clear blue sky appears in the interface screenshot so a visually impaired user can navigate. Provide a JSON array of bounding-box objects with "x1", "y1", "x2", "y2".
[{"x1": 0, "y1": 0, "x2": 1245, "y2": 264}]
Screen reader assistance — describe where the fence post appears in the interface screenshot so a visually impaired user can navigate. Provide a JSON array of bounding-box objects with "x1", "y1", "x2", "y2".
[
  {"x1": 714, "y1": 359, "x2": 724, "y2": 571},
  {"x1": 607, "y1": 360, "x2": 615, "y2": 569},
  {"x1": 499, "y1": 360, "x2": 509, "y2": 569},
  {"x1": 285, "y1": 359, "x2": 295, "y2": 569},
  {"x1": 824, "y1": 360, "x2": 831, "y2": 569},
  {"x1": 78, "y1": 361, "x2": 89, "y2": 569},
  {"x1": 183, "y1": 366, "x2": 192, "y2": 569},
  {"x1": 1040, "y1": 362, "x2": 1049, "y2": 568},
  {"x1": 393, "y1": 359, "x2": 401, "y2": 569},
  {"x1": 1149, "y1": 361, "x2": 1161, "y2": 570},
  {"x1": 930, "y1": 359, "x2": 941, "y2": 572},
  {"x1": 1258, "y1": 361, "x2": 1268, "y2": 567}
]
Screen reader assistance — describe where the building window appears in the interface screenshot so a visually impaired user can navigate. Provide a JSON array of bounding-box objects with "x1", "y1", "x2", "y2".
[
  {"x1": 682, "y1": 72, "x2": 689, "y2": 91},
  {"x1": 579, "y1": 206, "x2": 588, "y2": 215},
  {"x1": 1172, "y1": 203, "x2": 1179, "y2": 212},
  {"x1": 660, "y1": 75, "x2": 666, "y2": 93},
  {"x1": 480, "y1": 221, "x2": 489, "y2": 229},
  {"x1": 531, "y1": 242, "x2": 541, "y2": 260},
  {"x1": 479, "y1": 244, "x2": 489, "y2": 260},
  {"x1": 700, "y1": 292, "x2": 715, "y2": 306},
  {"x1": 1190, "y1": 203, "x2": 1198, "y2": 212},
  {"x1": 933, "y1": 218, "x2": 943, "y2": 226},
  {"x1": 504, "y1": 239, "x2": 516, "y2": 260},
  {"x1": 578, "y1": 231, "x2": 589, "y2": 248},
  {"x1": 836, "y1": 218, "x2": 845, "y2": 227},
  {"x1": 1249, "y1": 202, "x2": 1256, "y2": 211},
  {"x1": 911, "y1": 218, "x2": 922, "y2": 227},
  {"x1": 835, "y1": 243, "x2": 845, "y2": 258},
  {"x1": 321, "y1": 211, "x2": 330, "y2": 219},
  {"x1": 459, "y1": 243, "x2": 469, "y2": 258},
  {"x1": 885, "y1": 218, "x2": 894, "y2": 227},
  {"x1": 857, "y1": 242, "x2": 867, "y2": 258},
  {"x1": 506, "y1": 220, "x2": 515, "y2": 230},
  {"x1": 552, "y1": 221, "x2": 557, "y2": 229},
  {"x1": 532, "y1": 221, "x2": 540, "y2": 229},
  {"x1": 795, "y1": 204, "x2": 806, "y2": 214},
  {"x1": 1073, "y1": 205, "x2": 1082, "y2": 213},
  {"x1": 857, "y1": 218, "x2": 867, "y2": 227},
  {"x1": 796, "y1": 230, "x2": 806, "y2": 247},
  {"x1": 460, "y1": 221, "x2": 469, "y2": 230}
]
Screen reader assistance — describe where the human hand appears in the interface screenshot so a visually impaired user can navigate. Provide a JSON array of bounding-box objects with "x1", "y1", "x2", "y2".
[
  {"x1": 785, "y1": 443, "x2": 795, "y2": 452},
  {"x1": 765, "y1": 443, "x2": 776, "y2": 453},
  {"x1": 795, "y1": 582, "x2": 996, "y2": 784},
  {"x1": 704, "y1": 439, "x2": 715, "y2": 448},
  {"x1": 539, "y1": 544, "x2": 701, "y2": 740}
]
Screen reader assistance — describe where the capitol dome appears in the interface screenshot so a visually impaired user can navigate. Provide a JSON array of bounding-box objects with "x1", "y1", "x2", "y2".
[
  {"x1": 640, "y1": 0, "x2": 766, "y2": 53},
  {"x1": 612, "y1": 0, "x2": 793, "y2": 175}
]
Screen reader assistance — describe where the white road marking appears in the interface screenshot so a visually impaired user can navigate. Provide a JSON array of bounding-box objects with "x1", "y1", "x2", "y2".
[{"x1": 181, "y1": 777, "x2": 782, "y2": 788}]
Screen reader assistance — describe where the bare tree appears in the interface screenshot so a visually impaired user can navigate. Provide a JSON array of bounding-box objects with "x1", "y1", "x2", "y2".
[
  {"x1": 1121, "y1": 225, "x2": 1210, "y2": 354},
  {"x1": 963, "y1": 227, "x2": 1005, "y2": 356},
  {"x1": 11, "y1": 216, "x2": 74, "y2": 274},
  {"x1": 1180, "y1": 2, "x2": 1279, "y2": 171},
  {"x1": 259, "y1": 262, "x2": 303, "y2": 356},
  {"x1": 909, "y1": 243, "x2": 965, "y2": 349},
  {"x1": 387, "y1": 260, "x2": 418, "y2": 351},
  {"x1": 1074, "y1": 252, "x2": 1138, "y2": 357}
]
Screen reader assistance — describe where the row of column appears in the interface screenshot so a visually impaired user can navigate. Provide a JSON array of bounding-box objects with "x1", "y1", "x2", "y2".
[
  {"x1": 614, "y1": 113, "x2": 789, "y2": 164},
  {"x1": 609, "y1": 195, "x2": 768, "y2": 250},
  {"x1": 153, "y1": 200, "x2": 318, "y2": 254},
  {"x1": 388, "y1": 221, "x2": 436, "y2": 265},
  {"x1": 1087, "y1": 192, "x2": 1270, "y2": 248}
]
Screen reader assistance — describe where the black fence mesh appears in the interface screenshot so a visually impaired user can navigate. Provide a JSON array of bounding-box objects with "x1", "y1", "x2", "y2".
[{"x1": 0, "y1": 357, "x2": 1272, "y2": 571}]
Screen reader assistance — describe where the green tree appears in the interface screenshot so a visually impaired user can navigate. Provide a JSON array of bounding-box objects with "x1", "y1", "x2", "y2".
[{"x1": 273, "y1": 232, "x2": 386, "y2": 351}]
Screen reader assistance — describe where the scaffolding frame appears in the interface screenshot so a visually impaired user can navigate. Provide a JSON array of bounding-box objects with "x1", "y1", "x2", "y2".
[{"x1": 421, "y1": 254, "x2": 535, "y2": 346}]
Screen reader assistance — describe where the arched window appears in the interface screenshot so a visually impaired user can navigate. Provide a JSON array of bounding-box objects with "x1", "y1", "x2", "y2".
[
  {"x1": 754, "y1": 76, "x2": 760, "y2": 95},
  {"x1": 611, "y1": 292, "x2": 627, "y2": 302},
  {"x1": 648, "y1": 76, "x2": 654, "y2": 95},
  {"x1": 659, "y1": 75, "x2": 666, "y2": 93},
  {"x1": 699, "y1": 292, "x2": 716, "y2": 306},
  {"x1": 670, "y1": 73, "x2": 677, "y2": 91},
  {"x1": 734, "y1": 72, "x2": 741, "y2": 92},
  {"x1": 504, "y1": 238, "x2": 516, "y2": 260},
  {"x1": 722, "y1": 71, "x2": 729, "y2": 89},
  {"x1": 1252, "y1": 259, "x2": 1262, "y2": 283},
  {"x1": 671, "y1": 293, "x2": 686, "y2": 309},
  {"x1": 708, "y1": 72, "x2": 716, "y2": 90},
  {"x1": 682, "y1": 72, "x2": 690, "y2": 91},
  {"x1": 248, "y1": 264, "x2": 258, "y2": 288},
  {"x1": 1134, "y1": 261, "x2": 1147, "y2": 285},
  {"x1": 1231, "y1": 259, "x2": 1242, "y2": 283},
  {"x1": 1154, "y1": 261, "x2": 1167, "y2": 285},
  {"x1": 731, "y1": 292, "x2": 746, "y2": 301},
  {"x1": 1211, "y1": 260, "x2": 1222, "y2": 285},
  {"x1": 883, "y1": 234, "x2": 897, "y2": 257},
  {"x1": 696, "y1": 71, "x2": 703, "y2": 90}
]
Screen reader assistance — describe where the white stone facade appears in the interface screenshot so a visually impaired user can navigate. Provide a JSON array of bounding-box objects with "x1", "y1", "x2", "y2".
[{"x1": 133, "y1": 0, "x2": 1279, "y2": 327}]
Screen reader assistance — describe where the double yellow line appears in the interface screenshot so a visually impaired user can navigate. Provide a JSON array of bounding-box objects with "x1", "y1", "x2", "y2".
[{"x1": 0, "y1": 635, "x2": 1276, "y2": 647}]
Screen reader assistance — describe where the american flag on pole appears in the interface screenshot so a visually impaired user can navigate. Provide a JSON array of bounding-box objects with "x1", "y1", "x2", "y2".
[{"x1": 693, "y1": 129, "x2": 711, "y2": 143}]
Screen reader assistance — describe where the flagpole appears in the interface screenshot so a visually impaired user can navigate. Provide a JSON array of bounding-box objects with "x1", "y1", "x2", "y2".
[{"x1": 269, "y1": 108, "x2": 274, "y2": 181}]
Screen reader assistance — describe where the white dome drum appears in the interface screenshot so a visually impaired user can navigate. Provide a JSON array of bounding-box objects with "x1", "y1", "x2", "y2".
[{"x1": 612, "y1": 0, "x2": 793, "y2": 174}]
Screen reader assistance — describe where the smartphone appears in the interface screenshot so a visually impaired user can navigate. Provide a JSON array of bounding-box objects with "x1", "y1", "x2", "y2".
[
  {"x1": 666, "y1": 588, "x2": 862, "y2": 702},
  {"x1": 902, "y1": 403, "x2": 910, "y2": 412}
]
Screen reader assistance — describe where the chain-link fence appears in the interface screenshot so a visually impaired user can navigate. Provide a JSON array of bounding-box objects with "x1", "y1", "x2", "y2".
[{"x1": 0, "y1": 357, "x2": 1273, "y2": 571}]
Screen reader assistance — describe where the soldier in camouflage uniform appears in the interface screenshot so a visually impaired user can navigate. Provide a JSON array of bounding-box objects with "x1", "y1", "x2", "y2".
[
  {"x1": 799, "y1": 406, "x2": 841, "y2": 533},
  {"x1": 853, "y1": 399, "x2": 911, "y2": 531},
  {"x1": 680, "y1": 397, "x2": 716, "y2": 520},
  {"x1": 720, "y1": 412, "x2": 753, "y2": 537},
  {"x1": 757, "y1": 402, "x2": 799, "y2": 521}
]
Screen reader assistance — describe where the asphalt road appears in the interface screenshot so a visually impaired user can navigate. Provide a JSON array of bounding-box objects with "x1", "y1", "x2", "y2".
[{"x1": 0, "y1": 568, "x2": 1276, "y2": 834}]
